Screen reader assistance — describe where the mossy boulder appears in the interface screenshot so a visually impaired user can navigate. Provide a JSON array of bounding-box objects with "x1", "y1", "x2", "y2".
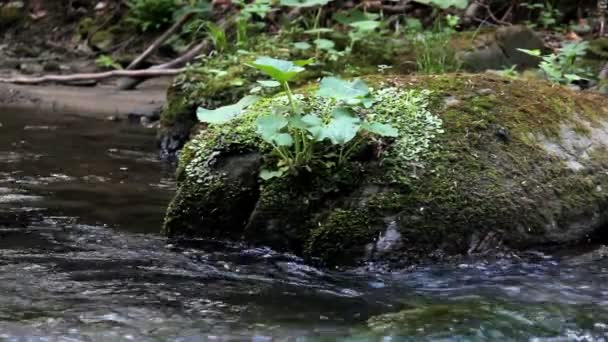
[
  {"x1": 0, "y1": 1, "x2": 24, "y2": 27},
  {"x1": 163, "y1": 73, "x2": 608, "y2": 266}
]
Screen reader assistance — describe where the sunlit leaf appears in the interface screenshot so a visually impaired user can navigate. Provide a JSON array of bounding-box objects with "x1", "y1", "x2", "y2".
[
  {"x1": 257, "y1": 80, "x2": 281, "y2": 87},
  {"x1": 314, "y1": 38, "x2": 335, "y2": 50},
  {"x1": 412, "y1": 0, "x2": 468, "y2": 9},
  {"x1": 361, "y1": 122, "x2": 399, "y2": 137},
  {"x1": 316, "y1": 77, "x2": 371, "y2": 104},
  {"x1": 321, "y1": 107, "x2": 361, "y2": 145},
  {"x1": 301, "y1": 114, "x2": 323, "y2": 126},
  {"x1": 293, "y1": 41, "x2": 312, "y2": 50},
  {"x1": 280, "y1": 0, "x2": 333, "y2": 7},
  {"x1": 303, "y1": 28, "x2": 334, "y2": 35},
  {"x1": 255, "y1": 115, "x2": 293, "y2": 146},
  {"x1": 247, "y1": 56, "x2": 308, "y2": 82},
  {"x1": 197, "y1": 95, "x2": 259, "y2": 124},
  {"x1": 260, "y1": 169, "x2": 285, "y2": 180},
  {"x1": 517, "y1": 48, "x2": 542, "y2": 57},
  {"x1": 348, "y1": 20, "x2": 380, "y2": 31}
]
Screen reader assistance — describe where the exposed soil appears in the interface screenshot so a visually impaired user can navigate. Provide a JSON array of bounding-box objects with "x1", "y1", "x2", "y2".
[
  {"x1": 0, "y1": 1, "x2": 172, "y2": 118},
  {"x1": 0, "y1": 78, "x2": 169, "y2": 118}
]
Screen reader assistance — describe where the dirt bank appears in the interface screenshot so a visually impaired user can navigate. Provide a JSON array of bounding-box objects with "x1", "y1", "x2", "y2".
[{"x1": 0, "y1": 77, "x2": 170, "y2": 118}]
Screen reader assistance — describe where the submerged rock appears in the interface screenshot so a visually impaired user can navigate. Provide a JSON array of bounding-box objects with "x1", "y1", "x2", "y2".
[{"x1": 163, "y1": 73, "x2": 608, "y2": 267}]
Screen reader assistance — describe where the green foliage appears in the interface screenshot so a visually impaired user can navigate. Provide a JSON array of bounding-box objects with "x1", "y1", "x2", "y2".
[
  {"x1": 411, "y1": 17, "x2": 461, "y2": 74},
  {"x1": 316, "y1": 77, "x2": 375, "y2": 107},
  {"x1": 246, "y1": 56, "x2": 313, "y2": 83},
  {"x1": 519, "y1": 41, "x2": 590, "y2": 84},
  {"x1": 413, "y1": 0, "x2": 468, "y2": 9},
  {"x1": 197, "y1": 57, "x2": 398, "y2": 179},
  {"x1": 521, "y1": 1, "x2": 562, "y2": 29},
  {"x1": 280, "y1": 0, "x2": 333, "y2": 7},
  {"x1": 205, "y1": 22, "x2": 228, "y2": 52},
  {"x1": 126, "y1": 0, "x2": 183, "y2": 32},
  {"x1": 95, "y1": 55, "x2": 122, "y2": 70},
  {"x1": 196, "y1": 95, "x2": 260, "y2": 124},
  {"x1": 495, "y1": 65, "x2": 519, "y2": 78}
]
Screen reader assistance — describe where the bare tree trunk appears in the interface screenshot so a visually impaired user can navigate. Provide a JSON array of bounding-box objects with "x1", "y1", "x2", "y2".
[{"x1": 0, "y1": 69, "x2": 186, "y2": 85}]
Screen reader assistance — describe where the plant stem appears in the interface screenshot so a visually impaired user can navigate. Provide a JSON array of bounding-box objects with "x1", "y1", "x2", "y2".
[
  {"x1": 283, "y1": 81, "x2": 297, "y2": 114},
  {"x1": 314, "y1": 7, "x2": 323, "y2": 40},
  {"x1": 341, "y1": 135, "x2": 366, "y2": 163}
]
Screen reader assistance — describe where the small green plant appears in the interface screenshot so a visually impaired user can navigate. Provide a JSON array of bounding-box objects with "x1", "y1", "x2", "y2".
[
  {"x1": 411, "y1": 15, "x2": 461, "y2": 74},
  {"x1": 126, "y1": 0, "x2": 183, "y2": 32},
  {"x1": 519, "y1": 41, "x2": 590, "y2": 84},
  {"x1": 197, "y1": 56, "x2": 398, "y2": 179},
  {"x1": 495, "y1": 65, "x2": 519, "y2": 78},
  {"x1": 95, "y1": 55, "x2": 122, "y2": 70},
  {"x1": 205, "y1": 22, "x2": 228, "y2": 52},
  {"x1": 521, "y1": 1, "x2": 562, "y2": 29}
]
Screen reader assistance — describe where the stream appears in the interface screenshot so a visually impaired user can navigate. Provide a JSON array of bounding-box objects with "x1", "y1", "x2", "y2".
[{"x1": 1, "y1": 108, "x2": 608, "y2": 341}]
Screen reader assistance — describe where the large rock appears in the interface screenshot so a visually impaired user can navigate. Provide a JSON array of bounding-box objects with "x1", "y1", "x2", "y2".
[
  {"x1": 163, "y1": 73, "x2": 608, "y2": 266},
  {"x1": 460, "y1": 25, "x2": 545, "y2": 71}
]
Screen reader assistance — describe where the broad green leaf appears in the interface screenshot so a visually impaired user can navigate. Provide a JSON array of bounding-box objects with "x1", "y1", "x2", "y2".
[
  {"x1": 294, "y1": 58, "x2": 315, "y2": 67},
  {"x1": 197, "y1": 95, "x2": 259, "y2": 124},
  {"x1": 517, "y1": 48, "x2": 542, "y2": 57},
  {"x1": 260, "y1": 169, "x2": 285, "y2": 180},
  {"x1": 247, "y1": 56, "x2": 307, "y2": 82},
  {"x1": 280, "y1": 0, "x2": 333, "y2": 7},
  {"x1": 349, "y1": 20, "x2": 380, "y2": 31},
  {"x1": 255, "y1": 115, "x2": 294, "y2": 146},
  {"x1": 314, "y1": 38, "x2": 335, "y2": 50},
  {"x1": 322, "y1": 107, "x2": 361, "y2": 145},
  {"x1": 316, "y1": 77, "x2": 371, "y2": 104},
  {"x1": 288, "y1": 114, "x2": 308, "y2": 129},
  {"x1": 293, "y1": 41, "x2": 312, "y2": 50},
  {"x1": 412, "y1": 0, "x2": 468, "y2": 9},
  {"x1": 362, "y1": 122, "x2": 399, "y2": 137},
  {"x1": 564, "y1": 74, "x2": 582, "y2": 82},
  {"x1": 289, "y1": 113, "x2": 323, "y2": 130},
  {"x1": 273, "y1": 133, "x2": 294, "y2": 146},
  {"x1": 301, "y1": 114, "x2": 323, "y2": 126},
  {"x1": 257, "y1": 80, "x2": 281, "y2": 87}
]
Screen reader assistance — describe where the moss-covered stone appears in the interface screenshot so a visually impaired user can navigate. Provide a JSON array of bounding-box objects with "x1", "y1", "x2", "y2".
[
  {"x1": 0, "y1": 1, "x2": 24, "y2": 27},
  {"x1": 163, "y1": 73, "x2": 608, "y2": 267}
]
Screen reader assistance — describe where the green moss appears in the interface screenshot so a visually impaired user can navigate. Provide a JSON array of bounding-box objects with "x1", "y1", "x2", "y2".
[
  {"x1": 588, "y1": 37, "x2": 608, "y2": 59},
  {"x1": 305, "y1": 209, "x2": 377, "y2": 265}
]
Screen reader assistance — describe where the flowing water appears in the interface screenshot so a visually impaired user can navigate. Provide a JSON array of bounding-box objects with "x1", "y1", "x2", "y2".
[{"x1": 1, "y1": 108, "x2": 608, "y2": 341}]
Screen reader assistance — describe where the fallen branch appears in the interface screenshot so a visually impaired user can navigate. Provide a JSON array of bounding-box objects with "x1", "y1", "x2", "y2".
[
  {"x1": 126, "y1": 13, "x2": 194, "y2": 71},
  {"x1": 0, "y1": 68, "x2": 186, "y2": 85},
  {"x1": 117, "y1": 18, "x2": 230, "y2": 90},
  {"x1": 117, "y1": 40, "x2": 209, "y2": 90}
]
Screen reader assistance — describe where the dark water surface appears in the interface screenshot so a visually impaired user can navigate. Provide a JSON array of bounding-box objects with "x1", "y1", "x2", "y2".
[{"x1": 1, "y1": 108, "x2": 608, "y2": 341}]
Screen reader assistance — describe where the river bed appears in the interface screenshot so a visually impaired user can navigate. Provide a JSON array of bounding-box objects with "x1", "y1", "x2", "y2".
[{"x1": 1, "y1": 108, "x2": 607, "y2": 341}]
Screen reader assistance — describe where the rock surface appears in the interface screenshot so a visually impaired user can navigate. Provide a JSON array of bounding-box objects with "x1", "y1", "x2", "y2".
[
  {"x1": 163, "y1": 74, "x2": 608, "y2": 267},
  {"x1": 0, "y1": 1, "x2": 24, "y2": 27},
  {"x1": 460, "y1": 25, "x2": 545, "y2": 72}
]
